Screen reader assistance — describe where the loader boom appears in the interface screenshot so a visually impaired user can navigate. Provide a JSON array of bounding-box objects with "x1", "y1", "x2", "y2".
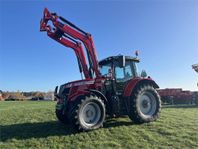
[
  {"x1": 47, "y1": 30, "x2": 90, "y2": 79},
  {"x1": 40, "y1": 8, "x2": 100, "y2": 78}
]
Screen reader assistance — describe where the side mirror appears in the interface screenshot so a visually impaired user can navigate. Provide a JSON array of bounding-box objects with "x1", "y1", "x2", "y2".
[
  {"x1": 118, "y1": 56, "x2": 125, "y2": 68},
  {"x1": 141, "y1": 70, "x2": 147, "y2": 78},
  {"x1": 54, "y1": 86, "x2": 58, "y2": 96}
]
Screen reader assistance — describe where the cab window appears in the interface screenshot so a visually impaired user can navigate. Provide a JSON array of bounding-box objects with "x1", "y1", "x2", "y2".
[
  {"x1": 115, "y1": 67, "x2": 124, "y2": 80},
  {"x1": 115, "y1": 61, "x2": 134, "y2": 82},
  {"x1": 125, "y1": 64, "x2": 132, "y2": 78}
]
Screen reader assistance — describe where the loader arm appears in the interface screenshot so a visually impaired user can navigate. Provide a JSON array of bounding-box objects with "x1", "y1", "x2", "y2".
[
  {"x1": 40, "y1": 8, "x2": 101, "y2": 78},
  {"x1": 40, "y1": 9, "x2": 90, "y2": 79}
]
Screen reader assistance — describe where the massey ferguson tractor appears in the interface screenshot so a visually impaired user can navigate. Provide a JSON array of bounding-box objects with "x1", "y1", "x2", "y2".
[{"x1": 40, "y1": 8, "x2": 161, "y2": 131}]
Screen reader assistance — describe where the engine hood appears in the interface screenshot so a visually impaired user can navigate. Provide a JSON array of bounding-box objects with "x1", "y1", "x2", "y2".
[{"x1": 63, "y1": 79, "x2": 95, "y2": 88}]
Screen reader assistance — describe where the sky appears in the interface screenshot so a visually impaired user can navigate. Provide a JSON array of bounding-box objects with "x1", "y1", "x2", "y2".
[{"x1": 0, "y1": 0, "x2": 198, "y2": 92}]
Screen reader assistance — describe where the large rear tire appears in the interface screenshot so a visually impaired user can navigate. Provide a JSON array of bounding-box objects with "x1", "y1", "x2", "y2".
[
  {"x1": 128, "y1": 85, "x2": 161, "y2": 123},
  {"x1": 70, "y1": 95, "x2": 106, "y2": 131}
]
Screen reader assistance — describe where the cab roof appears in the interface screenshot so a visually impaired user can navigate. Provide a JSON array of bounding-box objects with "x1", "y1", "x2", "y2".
[{"x1": 99, "y1": 55, "x2": 139, "y2": 65}]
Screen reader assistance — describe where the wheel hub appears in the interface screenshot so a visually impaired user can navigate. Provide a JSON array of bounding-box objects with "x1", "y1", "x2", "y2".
[
  {"x1": 86, "y1": 110, "x2": 94, "y2": 118},
  {"x1": 80, "y1": 102, "x2": 101, "y2": 126},
  {"x1": 142, "y1": 100, "x2": 149, "y2": 108},
  {"x1": 139, "y1": 92, "x2": 157, "y2": 117}
]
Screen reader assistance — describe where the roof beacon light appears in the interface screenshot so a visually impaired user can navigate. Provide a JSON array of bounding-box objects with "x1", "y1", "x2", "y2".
[{"x1": 135, "y1": 50, "x2": 139, "y2": 57}]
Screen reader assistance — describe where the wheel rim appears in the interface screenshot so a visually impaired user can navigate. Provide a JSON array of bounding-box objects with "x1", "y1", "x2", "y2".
[
  {"x1": 138, "y1": 91, "x2": 157, "y2": 117},
  {"x1": 79, "y1": 102, "x2": 101, "y2": 127}
]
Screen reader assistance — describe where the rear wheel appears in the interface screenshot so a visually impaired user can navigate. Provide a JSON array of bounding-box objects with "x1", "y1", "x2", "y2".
[
  {"x1": 128, "y1": 85, "x2": 161, "y2": 123},
  {"x1": 70, "y1": 95, "x2": 106, "y2": 131}
]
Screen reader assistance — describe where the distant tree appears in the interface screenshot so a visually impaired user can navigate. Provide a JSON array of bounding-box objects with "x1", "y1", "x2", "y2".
[
  {"x1": 31, "y1": 92, "x2": 45, "y2": 100},
  {"x1": 6, "y1": 92, "x2": 26, "y2": 101}
]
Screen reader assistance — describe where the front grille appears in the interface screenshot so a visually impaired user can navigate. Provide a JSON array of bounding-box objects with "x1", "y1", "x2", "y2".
[{"x1": 62, "y1": 88, "x2": 70, "y2": 95}]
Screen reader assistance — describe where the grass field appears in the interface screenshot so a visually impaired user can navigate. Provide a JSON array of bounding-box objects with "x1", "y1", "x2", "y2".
[{"x1": 0, "y1": 101, "x2": 198, "y2": 149}]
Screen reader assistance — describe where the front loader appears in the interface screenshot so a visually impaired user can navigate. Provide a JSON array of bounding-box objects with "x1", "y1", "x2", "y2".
[{"x1": 40, "y1": 8, "x2": 161, "y2": 131}]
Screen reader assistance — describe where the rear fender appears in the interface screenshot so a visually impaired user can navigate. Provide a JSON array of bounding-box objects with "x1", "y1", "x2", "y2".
[{"x1": 123, "y1": 77, "x2": 159, "y2": 97}]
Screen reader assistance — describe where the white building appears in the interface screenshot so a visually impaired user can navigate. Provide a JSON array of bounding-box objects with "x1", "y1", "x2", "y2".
[{"x1": 44, "y1": 92, "x2": 54, "y2": 100}]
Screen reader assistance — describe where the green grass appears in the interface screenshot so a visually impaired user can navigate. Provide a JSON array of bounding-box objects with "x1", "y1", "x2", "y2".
[{"x1": 0, "y1": 101, "x2": 198, "y2": 149}]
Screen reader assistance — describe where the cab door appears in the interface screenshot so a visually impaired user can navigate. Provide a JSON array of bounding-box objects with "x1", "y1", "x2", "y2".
[{"x1": 114, "y1": 60, "x2": 134, "y2": 95}]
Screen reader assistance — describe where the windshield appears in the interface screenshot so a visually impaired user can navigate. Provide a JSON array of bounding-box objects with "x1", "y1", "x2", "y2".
[
  {"x1": 100, "y1": 62, "x2": 111, "y2": 76},
  {"x1": 115, "y1": 60, "x2": 139, "y2": 82}
]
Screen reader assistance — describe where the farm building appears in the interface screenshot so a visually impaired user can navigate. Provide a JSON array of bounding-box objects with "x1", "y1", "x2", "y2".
[
  {"x1": 31, "y1": 92, "x2": 54, "y2": 101},
  {"x1": 193, "y1": 91, "x2": 198, "y2": 105},
  {"x1": 44, "y1": 92, "x2": 54, "y2": 100},
  {"x1": 157, "y1": 88, "x2": 197, "y2": 105},
  {"x1": 31, "y1": 92, "x2": 45, "y2": 100}
]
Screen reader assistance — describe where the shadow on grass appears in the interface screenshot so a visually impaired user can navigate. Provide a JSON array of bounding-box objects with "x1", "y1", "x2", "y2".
[
  {"x1": 0, "y1": 121, "x2": 77, "y2": 141},
  {"x1": 0, "y1": 119, "x2": 133, "y2": 141},
  {"x1": 162, "y1": 104, "x2": 198, "y2": 109},
  {"x1": 104, "y1": 118, "x2": 132, "y2": 128}
]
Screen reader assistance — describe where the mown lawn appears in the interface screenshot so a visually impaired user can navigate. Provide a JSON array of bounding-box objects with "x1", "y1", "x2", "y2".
[{"x1": 0, "y1": 101, "x2": 198, "y2": 149}]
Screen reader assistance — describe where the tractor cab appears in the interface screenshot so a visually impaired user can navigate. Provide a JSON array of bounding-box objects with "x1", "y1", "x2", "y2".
[
  {"x1": 99, "y1": 55, "x2": 140, "y2": 79},
  {"x1": 99, "y1": 55, "x2": 141, "y2": 95}
]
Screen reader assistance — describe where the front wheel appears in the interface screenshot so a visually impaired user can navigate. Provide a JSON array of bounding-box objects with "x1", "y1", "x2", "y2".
[
  {"x1": 128, "y1": 85, "x2": 161, "y2": 123},
  {"x1": 70, "y1": 95, "x2": 106, "y2": 131},
  {"x1": 55, "y1": 109, "x2": 68, "y2": 124}
]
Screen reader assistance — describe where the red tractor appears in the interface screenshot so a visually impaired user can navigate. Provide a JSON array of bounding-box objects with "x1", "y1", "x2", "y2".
[{"x1": 40, "y1": 8, "x2": 161, "y2": 131}]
